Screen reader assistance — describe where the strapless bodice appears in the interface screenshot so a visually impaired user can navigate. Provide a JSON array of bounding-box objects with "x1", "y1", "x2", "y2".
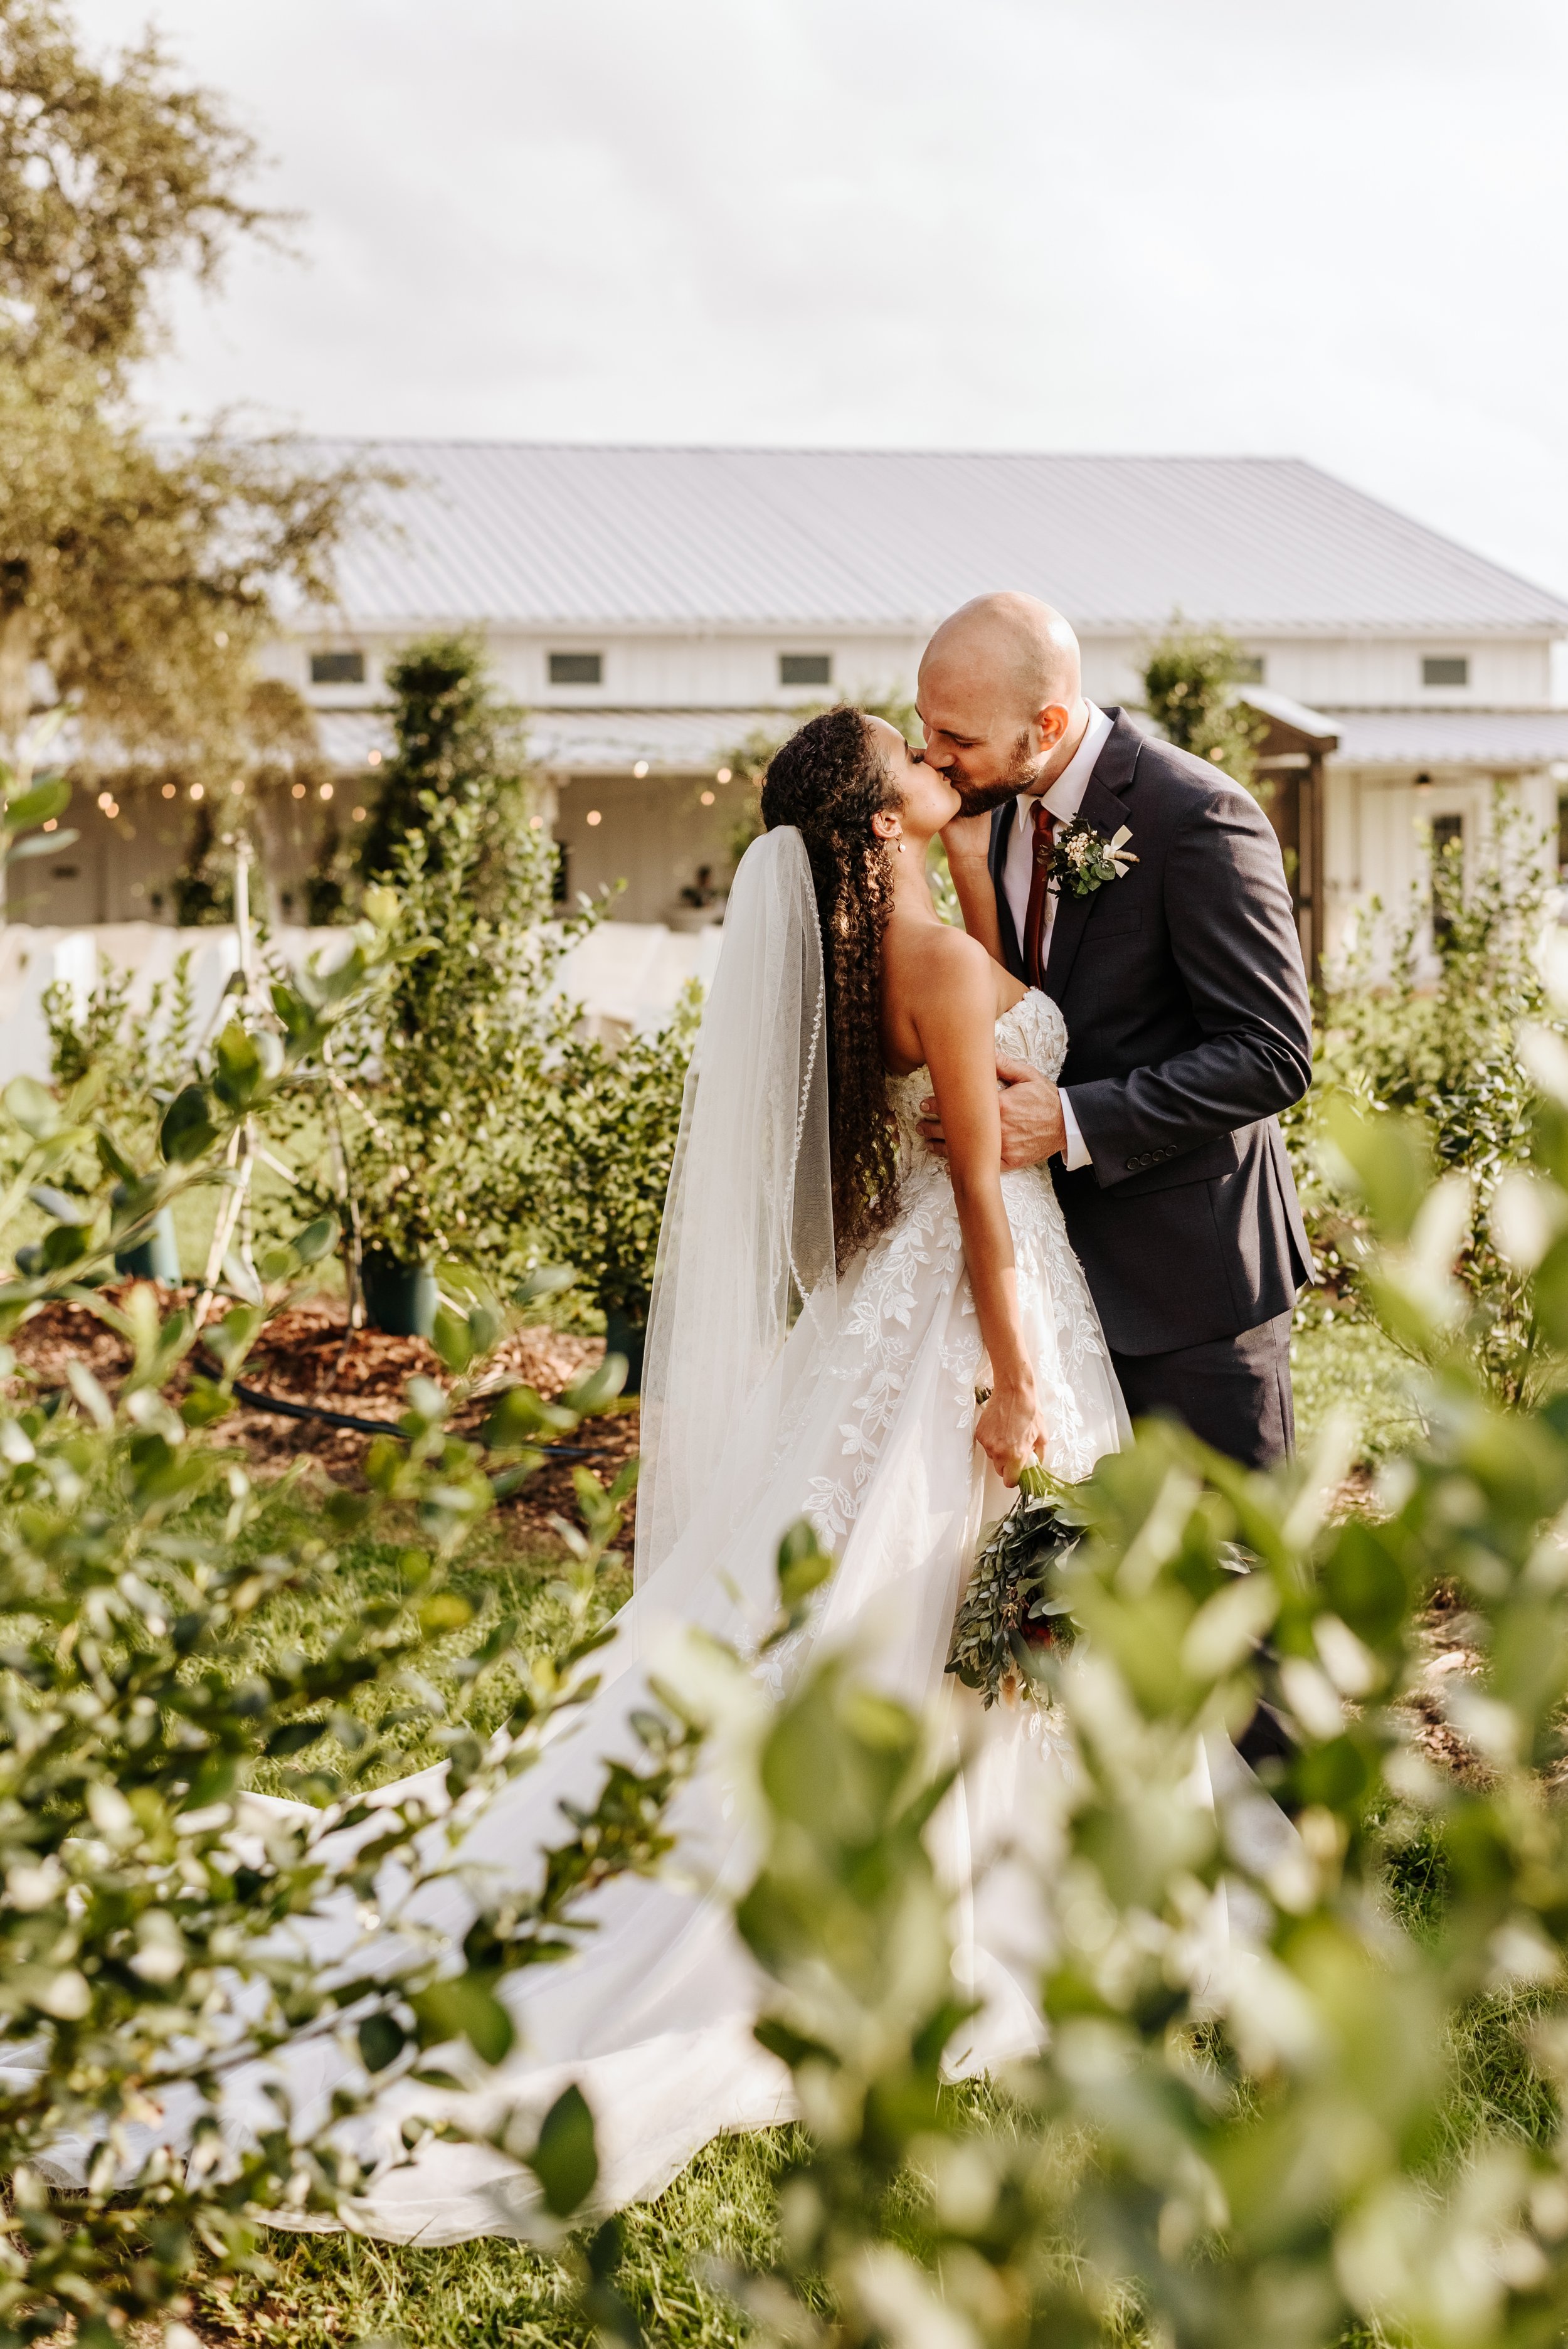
[{"x1": 887, "y1": 988, "x2": 1067, "y2": 1172}]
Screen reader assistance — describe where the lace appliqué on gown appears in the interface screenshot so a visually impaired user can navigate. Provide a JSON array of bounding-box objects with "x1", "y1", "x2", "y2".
[{"x1": 803, "y1": 990, "x2": 1121, "y2": 1546}]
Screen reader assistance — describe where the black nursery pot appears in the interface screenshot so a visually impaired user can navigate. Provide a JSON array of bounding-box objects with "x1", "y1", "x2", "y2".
[
  {"x1": 362, "y1": 1250, "x2": 440, "y2": 1340},
  {"x1": 603, "y1": 1305, "x2": 647, "y2": 1396}
]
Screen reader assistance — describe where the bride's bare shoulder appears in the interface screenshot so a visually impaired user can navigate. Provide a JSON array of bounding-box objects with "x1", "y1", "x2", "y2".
[{"x1": 883, "y1": 919, "x2": 1012, "y2": 1053}]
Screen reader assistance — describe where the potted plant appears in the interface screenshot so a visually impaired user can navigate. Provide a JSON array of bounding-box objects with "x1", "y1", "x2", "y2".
[
  {"x1": 285, "y1": 637, "x2": 595, "y2": 1337},
  {"x1": 533, "y1": 990, "x2": 699, "y2": 1394}
]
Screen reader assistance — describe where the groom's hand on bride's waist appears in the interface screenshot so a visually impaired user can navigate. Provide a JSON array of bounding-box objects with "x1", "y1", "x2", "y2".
[{"x1": 917, "y1": 1057, "x2": 1067, "y2": 1169}]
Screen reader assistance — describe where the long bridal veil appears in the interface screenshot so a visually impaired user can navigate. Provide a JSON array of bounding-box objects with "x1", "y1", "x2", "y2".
[{"x1": 635, "y1": 825, "x2": 837, "y2": 1587}]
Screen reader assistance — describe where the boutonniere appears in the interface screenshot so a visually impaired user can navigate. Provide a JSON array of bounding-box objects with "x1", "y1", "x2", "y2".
[{"x1": 1049, "y1": 816, "x2": 1138, "y2": 899}]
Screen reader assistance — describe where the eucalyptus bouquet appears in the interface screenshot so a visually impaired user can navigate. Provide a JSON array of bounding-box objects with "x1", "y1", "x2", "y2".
[{"x1": 945, "y1": 1463, "x2": 1086, "y2": 1705}]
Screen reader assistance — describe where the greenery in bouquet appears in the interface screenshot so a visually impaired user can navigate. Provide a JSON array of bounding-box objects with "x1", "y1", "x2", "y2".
[{"x1": 945, "y1": 1462, "x2": 1084, "y2": 1704}]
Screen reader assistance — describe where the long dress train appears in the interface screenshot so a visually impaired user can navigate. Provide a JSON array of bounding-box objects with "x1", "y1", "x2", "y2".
[{"x1": 206, "y1": 986, "x2": 1126, "y2": 2242}]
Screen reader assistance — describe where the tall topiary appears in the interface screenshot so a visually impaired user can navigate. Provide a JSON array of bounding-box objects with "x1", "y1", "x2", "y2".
[{"x1": 356, "y1": 634, "x2": 526, "y2": 891}]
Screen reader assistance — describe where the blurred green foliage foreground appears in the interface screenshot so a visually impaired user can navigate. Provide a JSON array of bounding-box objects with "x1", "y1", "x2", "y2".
[{"x1": 9, "y1": 758, "x2": 1568, "y2": 2345}]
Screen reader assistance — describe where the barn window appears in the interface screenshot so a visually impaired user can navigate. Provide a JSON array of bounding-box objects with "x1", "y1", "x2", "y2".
[
  {"x1": 310, "y1": 650, "x2": 366, "y2": 686},
  {"x1": 1422, "y1": 655, "x2": 1469, "y2": 688},
  {"x1": 550, "y1": 652, "x2": 603, "y2": 686},
  {"x1": 780, "y1": 653, "x2": 832, "y2": 688}
]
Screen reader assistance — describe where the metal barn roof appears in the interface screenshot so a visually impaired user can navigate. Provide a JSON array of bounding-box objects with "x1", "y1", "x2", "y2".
[{"x1": 302, "y1": 444, "x2": 1568, "y2": 638}]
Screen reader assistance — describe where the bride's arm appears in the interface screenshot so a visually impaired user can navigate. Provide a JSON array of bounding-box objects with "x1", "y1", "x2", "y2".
[
  {"x1": 911, "y1": 931, "x2": 1047, "y2": 1484},
  {"x1": 941, "y1": 812, "x2": 1003, "y2": 958}
]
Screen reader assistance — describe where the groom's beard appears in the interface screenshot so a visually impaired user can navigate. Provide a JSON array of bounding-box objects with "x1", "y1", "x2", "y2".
[{"x1": 951, "y1": 729, "x2": 1044, "y2": 818}]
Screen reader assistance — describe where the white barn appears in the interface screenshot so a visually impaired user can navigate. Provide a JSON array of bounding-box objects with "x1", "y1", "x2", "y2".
[{"x1": 38, "y1": 446, "x2": 1568, "y2": 978}]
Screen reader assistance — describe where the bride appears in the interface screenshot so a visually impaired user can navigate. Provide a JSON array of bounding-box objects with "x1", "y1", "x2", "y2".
[{"x1": 224, "y1": 706, "x2": 1130, "y2": 2239}]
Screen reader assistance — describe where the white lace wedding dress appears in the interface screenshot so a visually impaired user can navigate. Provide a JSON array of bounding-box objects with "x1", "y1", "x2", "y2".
[{"x1": 215, "y1": 980, "x2": 1129, "y2": 2243}]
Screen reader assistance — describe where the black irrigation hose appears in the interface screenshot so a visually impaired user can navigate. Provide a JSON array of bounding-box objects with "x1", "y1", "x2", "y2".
[{"x1": 216, "y1": 1369, "x2": 617, "y2": 1458}]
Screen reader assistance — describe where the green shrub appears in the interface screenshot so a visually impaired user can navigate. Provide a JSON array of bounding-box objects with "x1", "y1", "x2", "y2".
[
  {"x1": 0, "y1": 925, "x2": 692, "y2": 2344},
  {"x1": 1290, "y1": 788, "x2": 1557, "y2": 1404},
  {"x1": 1142, "y1": 622, "x2": 1266, "y2": 798},
  {"x1": 682, "y1": 1086, "x2": 1568, "y2": 2347},
  {"x1": 532, "y1": 989, "x2": 700, "y2": 1325}
]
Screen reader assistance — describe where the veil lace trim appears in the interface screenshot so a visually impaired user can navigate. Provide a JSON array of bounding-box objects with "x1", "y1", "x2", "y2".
[{"x1": 633, "y1": 827, "x2": 836, "y2": 1586}]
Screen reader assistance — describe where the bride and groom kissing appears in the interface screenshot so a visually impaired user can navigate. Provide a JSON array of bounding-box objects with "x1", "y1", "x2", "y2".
[{"x1": 136, "y1": 590, "x2": 1316, "y2": 2239}]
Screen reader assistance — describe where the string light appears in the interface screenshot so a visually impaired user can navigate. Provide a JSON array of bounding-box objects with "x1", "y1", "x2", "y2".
[
  {"x1": 367, "y1": 749, "x2": 382, "y2": 766},
  {"x1": 319, "y1": 782, "x2": 334, "y2": 800},
  {"x1": 529, "y1": 814, "x2": 543, "y2": 830},
  {"x1": 189, "y1": 784, "x2": 204, "y2": 801},
  {"x1": 716, "y1": 766, "x2": 732, "y2": 784},
  {"x1": 586, "y1": 810, "x2": 602, "y2": 827},
  {"x1": 291, "y1": 782, "x2": 305, "y2": 799},
  {"x1": 352, "y1": 805, "x2": 367, "y2": 822},
  {"x1": 700, "y1": 790, "x2": 715, "y2": 805},
  {"x1": 633, "y1": 760, "x2": 649, "y2": 778},
  {"x1": 161, "y1": 783, "x2": 176, "y2": 799}
]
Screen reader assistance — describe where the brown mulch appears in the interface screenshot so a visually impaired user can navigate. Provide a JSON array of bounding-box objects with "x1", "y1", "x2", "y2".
[{"x1": 6, "y1": 1288, "x2": 638, "y2": 1555}]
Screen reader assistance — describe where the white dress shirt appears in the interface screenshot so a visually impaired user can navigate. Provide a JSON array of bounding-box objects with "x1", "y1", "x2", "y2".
[{"x1": 999, "y1": 699, "x2": 1114, "y2": 1174}]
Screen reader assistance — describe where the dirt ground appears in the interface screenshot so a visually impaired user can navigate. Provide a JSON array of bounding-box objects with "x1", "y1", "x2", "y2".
[
  {"x1": 6, "y1": 1287, "x2": 638, "y2": 1553},
  {"x1": 4, "y1": 1293, "x2": 1488, "y2": 1767}
]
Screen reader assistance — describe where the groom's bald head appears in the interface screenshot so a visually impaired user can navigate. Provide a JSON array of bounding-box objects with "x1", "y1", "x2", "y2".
[
  {"x1": 923, "y1": 593, "x2": 1081, "y2": 716},
  {"x1": 917, "y1": 593, "x2": 1088, "y2": 816}
]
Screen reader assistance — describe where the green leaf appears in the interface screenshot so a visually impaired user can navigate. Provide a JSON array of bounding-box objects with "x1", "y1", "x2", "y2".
[
  {"x1": 41, "y1": 1222, "x2": 90, "y2": 1270},
  {"x1": 8, "y1": 825, "x2": 80, "y2": 861},
  {"x1": 1321, "y1": 1095, "x2": 1432, "y2": 1244},
  {"x1": 430, "y1": 1304, "x2": 474, "y2": 1376},
  {"x1": 411, "y1": 1971, "x2": 515, "y2": 2065},
  {"x1": 293, "y1": 1213, "x2": 341, "y2": 1266},
  {"x1": 417, "y1": 1590, "x2": 474, "y2": 1635},
  {"x1": 160, "y1": 1084, "x2": 219, "y2": 1164},
  {"x1": 564, "y1": 1355, "x2": 629, "y2": 1416},
  {"x1": 776, "y1": 1519, "x2": 834, "y2": 1609},
  {"x1": 358, "y1": 2011, "x2": 407, "y2": 2074},
  {"x1": 28, "y1": 1183, "x2": 87, "y2": 1226},
  {"x1": 4, "y1": 1075, "x2": 59, "y2": 1142},
  {"x1": 212, "y1": 1021, "x2": 265, "y2": 1111},
  {"x1": 180, "y1": 1378, "x2": 233, "y2": 1429},
  {"x1": 4, "y1": 777, "x2": 70, "y2": 832},
  {"x1": 528, "y1": 2082, "x2": 599, "y2": 2217},
  {"x1": 486, "y1": 1382, "x2": 573, "y2": 1448}
]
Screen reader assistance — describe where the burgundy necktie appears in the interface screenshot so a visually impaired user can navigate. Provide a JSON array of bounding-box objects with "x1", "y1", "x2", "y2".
[{"x1": 1021, "y1": 800, "x2": 1056, "y2": 988}]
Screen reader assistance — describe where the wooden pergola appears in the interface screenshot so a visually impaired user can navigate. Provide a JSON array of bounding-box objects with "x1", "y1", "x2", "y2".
[{"x1": 1241, "y1": 688, "x2": 1339, "y2": 987}]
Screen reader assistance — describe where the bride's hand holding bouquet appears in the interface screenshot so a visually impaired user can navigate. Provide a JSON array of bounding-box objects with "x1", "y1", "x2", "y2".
[{"x1": 975, "y1": 1364, "x2": 1048, "y2": 1486}]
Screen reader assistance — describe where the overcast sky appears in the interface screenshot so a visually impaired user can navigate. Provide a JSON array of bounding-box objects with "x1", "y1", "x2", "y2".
[{"x1": 70, "y1": 0, "x2": 1568, "y2": 598}]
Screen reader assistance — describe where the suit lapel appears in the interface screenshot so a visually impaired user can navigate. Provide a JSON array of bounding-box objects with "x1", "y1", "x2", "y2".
[
  {"x1": 988, "y1": 798, "x2": 1024, "y2": 977},
  {"x1": 1042, "y1": 714, "x2": 1143, "y2": 1004}
]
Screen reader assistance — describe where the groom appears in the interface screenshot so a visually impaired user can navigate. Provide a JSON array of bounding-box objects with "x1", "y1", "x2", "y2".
[{"x1": 918, "y1": 592, "x2": 1313, "y2": 1469}]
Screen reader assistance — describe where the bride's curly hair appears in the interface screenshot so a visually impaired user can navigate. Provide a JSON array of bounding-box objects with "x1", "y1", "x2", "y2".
[{"x1": 760, "y1": 706, "x2": 903, "y2": 1269}]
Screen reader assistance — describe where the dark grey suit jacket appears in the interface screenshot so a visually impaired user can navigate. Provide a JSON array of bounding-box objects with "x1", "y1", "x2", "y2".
[{"x1": 990, "y1": 709, "x2": 1314, "y2": 1356}]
